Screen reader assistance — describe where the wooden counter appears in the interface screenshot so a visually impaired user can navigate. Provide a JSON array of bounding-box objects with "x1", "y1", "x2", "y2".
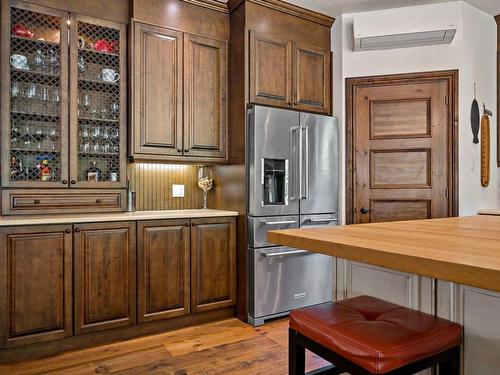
[{"x1": 268, "y1": 215, "x2": 500, "y2": 293}]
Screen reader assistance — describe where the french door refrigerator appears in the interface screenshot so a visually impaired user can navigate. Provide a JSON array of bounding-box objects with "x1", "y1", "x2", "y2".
[{"x1": 247, "y1": 105, "x2": 339, "y2": 326}]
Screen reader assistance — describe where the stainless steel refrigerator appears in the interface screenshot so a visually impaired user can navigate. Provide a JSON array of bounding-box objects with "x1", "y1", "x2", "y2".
[{"x1": 247, "y1": 105, "x2": 339, "y2": 326}]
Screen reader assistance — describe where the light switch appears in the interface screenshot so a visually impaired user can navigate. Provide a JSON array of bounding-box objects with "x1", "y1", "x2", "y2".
[{"x1": 172, "y1": 184, "x2": 185, "y2": 197}]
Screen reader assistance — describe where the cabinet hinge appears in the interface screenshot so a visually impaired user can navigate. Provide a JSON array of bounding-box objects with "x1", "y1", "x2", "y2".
[
  {"x1": 445, "y1": 96, "x2": 449, "y2": 105},
  {"x1": 445, "y1": 188, "x2": 449, "y2": 199}
]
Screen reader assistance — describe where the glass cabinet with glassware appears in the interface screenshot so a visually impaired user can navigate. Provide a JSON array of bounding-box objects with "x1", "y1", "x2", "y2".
[{"x1": 1, "y1": 0, "x2": 126, "y2": 196}]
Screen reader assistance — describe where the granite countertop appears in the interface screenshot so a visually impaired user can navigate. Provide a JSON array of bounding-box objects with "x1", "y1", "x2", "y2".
[
  {"x1": 0, "y1": 209, "x2": 239, "y2": 227},
  {"x1": 478, "y1": 209, "x2": 500, "y2": 216}
]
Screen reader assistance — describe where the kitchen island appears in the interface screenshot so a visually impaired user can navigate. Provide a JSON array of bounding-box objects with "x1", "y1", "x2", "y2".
[{"x1": 269, "y1": 215, "x2": 500, "y2": 374}]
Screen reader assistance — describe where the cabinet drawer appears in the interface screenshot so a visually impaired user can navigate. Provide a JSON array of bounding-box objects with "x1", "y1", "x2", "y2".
[{"x1": 2, "y1": 190, "x2": 126, "y2": 215}]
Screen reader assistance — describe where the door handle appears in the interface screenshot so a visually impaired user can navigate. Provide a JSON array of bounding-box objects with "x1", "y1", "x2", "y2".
[
  {"x1": 360, "y1": 207, "x2": 371, "y2": 214},
  {"x1": 263, "y1": 250, "x2": 309, "y2": 257},
  {"x1": 302, "y1": 126, "x2": 309, "y2": 200},
  {"x1": 304, "y1": 218, "x2": 338, "y2": 224},
  {"x1": 263, "y1": 220, "x2": 297, "y2": 225},
  {"x1": 290, "y1": 126, "x2": 300, "y2": 201}
]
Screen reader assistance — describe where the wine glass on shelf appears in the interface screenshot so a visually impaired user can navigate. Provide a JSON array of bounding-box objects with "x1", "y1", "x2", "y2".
[{"x1": 197, "y1": 166, "x2": 214, "y2": 210}]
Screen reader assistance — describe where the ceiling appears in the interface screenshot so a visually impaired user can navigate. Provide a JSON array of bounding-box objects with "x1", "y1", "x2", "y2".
[{"x1": 218, "y1": 0, "x2": 500, "y2": 17}]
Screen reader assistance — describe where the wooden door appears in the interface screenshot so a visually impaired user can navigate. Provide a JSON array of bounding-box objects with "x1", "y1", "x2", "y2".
[
  {"x1": 74, "y1": 221, "x2": 136, "y2": 334},
  {"x1": 249, "y1": 30, "x2": 292, "y2": 108},
  {"x1": 292, "y1": 42, "x2": 331, "y2": 114},
  {"x1": 1, "y1": 1, "x2": 70, "y2": 188},
  {"x1": 191, "y1": 217, "x2": 236, "y2": 313},
  {"x1": 69, "y1": 14, "x2": 127, "y2": 188},
  {"x1": 348, "y1": 74, "x2": 456, "y2": 224},
  {"x1": 137, "y1": 220, "x2": 190, "y2": 322},
  {"x1": 0, "y1": 225, "x2": 72, "y2": 348},
  {"x1": 183, "y1": 33, "x2": 227, "y2": 159},
  {"x1": 131, "y1": 21, "x2": 183, "y2": 159}
]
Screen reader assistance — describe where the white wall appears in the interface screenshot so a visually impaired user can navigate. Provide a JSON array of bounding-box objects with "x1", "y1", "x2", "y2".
[{"x1": 333, "y1": 1, "x2": 499, "y2": 221}]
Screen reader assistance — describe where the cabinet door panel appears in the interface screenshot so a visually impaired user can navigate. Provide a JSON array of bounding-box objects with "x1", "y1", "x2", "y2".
[
  {"x1": 249, "y1": 31, "x2": 292, "y2": 108},
  {"x1": 138, "y1": 220, "x2": 190, "y2": 322},
  {"x1": 0, "y1": 225, "x2": 72, "y2": 348},
  {"x1": 74, "y1": 222, "x2": 136, "y2": 334},
  {"x1": 191, "y1": 217, "x2": 236, "y2": 313},
  {"x1": 293, "y1": 42, "x2": 331, "y2": 114},
  {"x1": 132, "y1": 22, "x2": 183, "y2": 157},
  {"x1": 184, "y1": 34, "x2": 227, "y2": 159}
]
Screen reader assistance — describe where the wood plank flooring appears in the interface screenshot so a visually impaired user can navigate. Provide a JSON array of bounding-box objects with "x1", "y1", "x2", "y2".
[{"x1": 0, "y1": 318, "x2": 330, "y2": 374}]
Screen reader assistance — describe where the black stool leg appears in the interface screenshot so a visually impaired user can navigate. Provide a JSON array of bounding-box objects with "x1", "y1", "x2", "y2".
[
  {"x1": 439, "y1": 346, "x2": 460, "y2": 375},
  {"x1": 289, "y1": 328, "x2": 306, "y2": 375}
]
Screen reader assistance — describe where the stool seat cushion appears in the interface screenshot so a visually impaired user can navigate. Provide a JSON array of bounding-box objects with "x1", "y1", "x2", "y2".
[{"x1": 290, "y1": 296, "x2": 462, "y2": 374}]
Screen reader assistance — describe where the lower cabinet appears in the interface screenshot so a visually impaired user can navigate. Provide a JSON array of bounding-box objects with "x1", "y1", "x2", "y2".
[
  {"x1": 191, "y1": 217, "x2": 237, "y2": 313},
  {"x1": 137, "y1": 219, "x2": 191, "y2": 322},
  {"x1": 0, "y1": 225, "x2": 73, "y2": 348},
  {"x1": 74, "y1": 222, "x2": 137, "y2": 334}
]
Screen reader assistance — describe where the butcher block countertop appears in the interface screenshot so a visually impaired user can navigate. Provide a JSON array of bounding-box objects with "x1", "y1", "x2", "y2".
[
  {"x1": 268, "y1": 215, "x2": 500, "y2": 293},
  {"x1": 0, "y1": 209, "x2": 238, "y2": 227}
]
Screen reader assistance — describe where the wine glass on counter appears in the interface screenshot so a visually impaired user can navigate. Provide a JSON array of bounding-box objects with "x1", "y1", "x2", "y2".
[{"x1": 197, "y1": 166, "x2": 214, "y2": 210}]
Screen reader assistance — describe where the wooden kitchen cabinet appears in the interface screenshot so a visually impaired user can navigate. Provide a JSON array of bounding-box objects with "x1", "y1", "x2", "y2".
[
  {"x1": 191, "y1": 217, "x2": 236, "y2": 313},
  {"x1": 249, "y1": 31, "x2": 292, "y2": 108},
  {"x1": 131, "y1": 22, "x2": 183, "y2": 158},
  {"x1": 0, "y1": 225, "x2": 72, "y2": 348},
  {"x1": 292, "y1": 42, "x2": 331, "y2": 114},
  {"x1": 74, "y1": 221, "x2": 136, "y2": 334},
  {"x1": 184, "y1": 33, "x2": 227, "y2": 159},
  {"x1": 137, "y1": 220, "x2": 190, "y2": 322},
  {"x1": 130, "y1": 20, "x2": 228, "y2": 162}
]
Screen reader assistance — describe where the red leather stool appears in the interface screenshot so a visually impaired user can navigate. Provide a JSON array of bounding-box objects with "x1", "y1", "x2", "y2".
[{"x1": 289, "y1": 296, "x2": 462, "y2": 375}]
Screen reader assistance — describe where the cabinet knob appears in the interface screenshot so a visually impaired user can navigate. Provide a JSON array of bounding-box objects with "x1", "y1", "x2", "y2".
[
  {"x1": 62, "y1": 179, "x2": 68, "y2": 185},
  {"x1": 185, "y1": 223, "x2": 189, "y2": 227},
  {"x1": 74, "y1": 228, "x2": 81, "y2": 233},
  {"x1": 96, "y1": 199, "x2": 102, "y2": 204},
  {"x1": 65, "y1": 228, "x2": 71, "y2": 234},
  {"x1": 191, "y1": 223, "x2": 196, "y2": 227},
  {"x1": 34, "y1": 199, "x2": 40, "y2": 204},
  {"x1": 360, "y1": 207, "x2": 371, "y2": 214},
  {"x1": 177, "y1": 149, "x2": 182, "y2": 153},
  {"x1": 184, "y1": 148, "x2": 190, "y2": 153},
  {"x1": 71, "y1": 179, "x2": 77, "y2": 185}
]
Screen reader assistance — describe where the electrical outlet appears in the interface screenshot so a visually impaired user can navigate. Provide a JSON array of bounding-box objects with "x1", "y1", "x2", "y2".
[{"x1": 172, "y1": 184, "x2": 185, "y2": 198}]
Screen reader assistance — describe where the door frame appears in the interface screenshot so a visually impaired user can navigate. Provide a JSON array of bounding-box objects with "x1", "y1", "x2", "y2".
[{"x1": 345, "y1": 70, "x2": 459, "y2": 225}]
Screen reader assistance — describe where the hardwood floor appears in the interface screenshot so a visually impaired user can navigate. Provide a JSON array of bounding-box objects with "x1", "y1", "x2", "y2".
[{"x1": 0, "y1": 318, "x2": 330, "y2": 374}]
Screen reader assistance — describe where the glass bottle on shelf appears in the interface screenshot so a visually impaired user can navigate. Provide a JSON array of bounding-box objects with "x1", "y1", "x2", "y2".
[
  {"x1": 108, "y1": 161, "x2": 119, "y2": 182},
  {"x1": 48, "y1": 49, "x2": 59, "y2": 75},
  {"x1": 85, "y1": 161, "x2": 101, "y2": 182},
  {"x1": 32, "y1": 49, "x2": 47, "y2": 72}
]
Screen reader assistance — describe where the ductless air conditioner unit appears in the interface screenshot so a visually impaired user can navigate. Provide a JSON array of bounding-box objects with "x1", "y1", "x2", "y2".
[{"x1": 353, "y1": 4, "x2": 457, "y2": 51}]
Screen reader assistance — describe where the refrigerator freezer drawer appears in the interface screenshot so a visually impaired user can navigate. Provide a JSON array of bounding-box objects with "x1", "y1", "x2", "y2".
[
  {"x1": 248, "y1": 215, "x2": 299, "y2": 248},
  {"x1": 249, "y1": 247, "x2": 333, "y2": 321}
]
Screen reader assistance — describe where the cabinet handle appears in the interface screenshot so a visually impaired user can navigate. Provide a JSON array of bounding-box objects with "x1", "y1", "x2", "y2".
[
  {"x1": 71, "y1": 180, "x2": 77, "y2": 185},
  {"x1": 74, "y1": 228, "x2": 81, "y2": 233},
  {"x1": 185, "y1": 223, "x2": 189, "y2": 227},
  {"x1": 62, "y1": 179, "x2": 68, "y2": 185},
  {"x1": 65, "y1": 228, "x2": 71, "y2": 234},
  {"x1": 177, "y1": 149, "x2": 182, "y2": 153},
  {"x1": 34, "y1": 199, "x2": 40, "y2": 204},
  {"x1": 191, "y1": 223, "x2": 196, "y2": 227},
  {"x1": 184, "y1": 148, "x2": 190, "y2": 153},
  {"x1": 96, "y1": 199, "x2": 102, "y2": 204}
]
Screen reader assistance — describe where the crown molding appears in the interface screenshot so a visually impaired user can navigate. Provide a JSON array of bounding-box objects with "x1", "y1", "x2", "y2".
[
  {"x1": 181, "y1": 0, "x2": 229, "y2": 13},
  {"x1": 227, "y1": 0, "x2": 334, "y2": 27},
  {"x1": 495, "y1": 14, "x2": 500, "y2": 24}
]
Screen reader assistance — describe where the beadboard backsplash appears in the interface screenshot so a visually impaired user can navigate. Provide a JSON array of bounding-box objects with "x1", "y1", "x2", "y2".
[{"x1": 129, "y1": 163, "x2": 206, "y2": 211}]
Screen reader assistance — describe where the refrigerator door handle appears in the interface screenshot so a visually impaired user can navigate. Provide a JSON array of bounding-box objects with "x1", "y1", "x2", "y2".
[
  {"x1": 262, "y1": 250, "x2": 309, "y2": 257},
  {"x1": 302, "y1": 126, "x2": 309, "y2": 200},
  {"x1": 290, "y1": 126, "x2": 300, "y2": 201}
]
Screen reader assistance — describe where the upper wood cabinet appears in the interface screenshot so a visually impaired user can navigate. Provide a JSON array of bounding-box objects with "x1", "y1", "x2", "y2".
[
  {"x1": 74, "y1": 221, "x2": 136, "y2": 335},
  {"x1": 131, "y1": 20, "x2": 228, "y2": 162},
  {"x1": 249, "y1": 31, "x2": 292, "y2": 108},
  {"x1": 1, "y1": 1, "x2": 127, "y2": 190},
  {"x1": 0, "y1": 225, "x2": 72, "y2": 348},
  {"x1": 191, "y1": 217, "x2": 236, "y2": 313},
  {"x1": 249, "y1": 30, "x2": 330, "y2": 114},
  {"x1": 137, "y1": 219, "x2": 190, "y2": 322}
]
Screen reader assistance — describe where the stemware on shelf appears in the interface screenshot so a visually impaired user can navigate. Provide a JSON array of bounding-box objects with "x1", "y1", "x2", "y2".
[{"x1": 197, "y1": 166, "x2": 214, "y2": 210}]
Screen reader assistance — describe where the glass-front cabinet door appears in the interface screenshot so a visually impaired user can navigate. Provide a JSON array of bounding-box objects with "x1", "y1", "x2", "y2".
[
  {"x1": 69, "y1": 15, "x2": 126, "y2": 188},
  {"x1": 1, "y1": 1, "x2": 69, "y2": 188}
]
